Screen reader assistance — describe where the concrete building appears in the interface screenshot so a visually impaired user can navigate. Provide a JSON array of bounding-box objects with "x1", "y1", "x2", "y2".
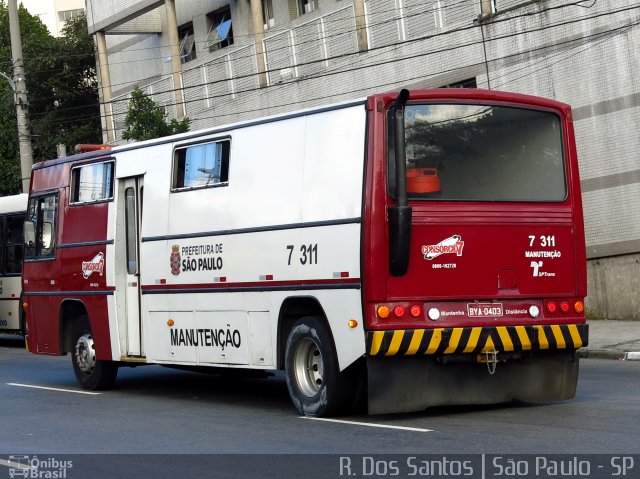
[
  {"x1": 20, "y1": 0, "x2": 85, "y2": 37},
  {"x1": 85, "y1": 0, "x2": 640, "y2": 320}
]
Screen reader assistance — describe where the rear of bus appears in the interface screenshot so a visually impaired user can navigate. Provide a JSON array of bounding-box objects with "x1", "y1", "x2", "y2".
[{"x1": 362, "y1": 89, "x2": 588, "y2": 414}]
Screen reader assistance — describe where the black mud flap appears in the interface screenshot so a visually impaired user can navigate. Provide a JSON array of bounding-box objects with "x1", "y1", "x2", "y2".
[{"x1": 366, "y1": 351, "x2": 579, "y2": 415}]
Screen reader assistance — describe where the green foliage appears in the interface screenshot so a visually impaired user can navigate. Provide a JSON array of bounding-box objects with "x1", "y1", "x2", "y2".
[
  {"x1": 50, "y1": 15, "x2": 102, "y2": 152},
  {"x1": 122, "y1": 87, "x2": 190, "y2": 141},
  {"x1": 0, "y1": 6, "x2": 101, "y2": 195}
]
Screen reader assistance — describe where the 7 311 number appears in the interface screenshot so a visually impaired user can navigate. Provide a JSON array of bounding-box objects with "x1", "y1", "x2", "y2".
[
  {"x1": 287, "y1": 244, "x2": 318, "y2": 265},
  {"x1": 529, "y1": 235, "x2": 556, "y2": 247}
]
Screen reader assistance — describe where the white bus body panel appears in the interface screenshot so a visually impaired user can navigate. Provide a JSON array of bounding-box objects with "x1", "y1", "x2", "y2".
[
  {"x1": 106, "y1": 104, "x2": 368, "y2": 370},
  {"x1": 0, "y1": 194, "x2": 28, "y2": 215},
  {"x1": 0, "y1": 194, "x2": 27, "y2": 332}
]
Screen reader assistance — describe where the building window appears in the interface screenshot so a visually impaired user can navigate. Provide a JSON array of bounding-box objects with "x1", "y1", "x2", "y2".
[
  {"x1": 263, "y1": 0, "x2": 275, "y2": 29},
  {"x1": 441, "y1": 78, "x2": 478, "y2": 88},
  {"x1": 58, "y1": 9, "x2": 84, "y2": 23},
  {"x1": 70, "y1": 161, "x2": 115, "y2": 204},
  {"x1": 296, "y1": 0, "x2": 318, "y2": 16},
  {"x1": 25, "y1": 194, "x2": 58, "y2": 260},
  {"x1": 205, "y1": 7, "x2": 234, "y2": 53},
  {"x1": 172, "y1": 139, "x2": 230, "y2": 190},
  {"x1": 179, "y1": 23, "x2": 196, "y2": 63}
]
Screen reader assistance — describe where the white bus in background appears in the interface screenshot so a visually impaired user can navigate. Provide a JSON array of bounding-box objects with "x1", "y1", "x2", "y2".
[{"x1": 0, "y1": 194, "x2": 27, "y2": 334}]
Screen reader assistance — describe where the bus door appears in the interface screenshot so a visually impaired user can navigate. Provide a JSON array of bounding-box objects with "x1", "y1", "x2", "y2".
[{"x1": 118, "y1": 176, "x2": 144, "y2": 357}]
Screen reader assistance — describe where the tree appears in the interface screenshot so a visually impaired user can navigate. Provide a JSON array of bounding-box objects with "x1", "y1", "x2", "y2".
[
  {"x1": 0, "y1": 5, "x2": 101, "y2": 196},
  {"x1": 48, "y1": 15, "x2": 102, "y2": 154},
  {"x1": 122, "y1": 87, "x2": 190, "y2": 141},
  {"x1": 0, "y1": 2, "x2": 52, "y2": 195}
]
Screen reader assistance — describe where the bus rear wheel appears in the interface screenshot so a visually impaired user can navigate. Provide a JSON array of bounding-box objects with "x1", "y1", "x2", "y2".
[
  {"x1": 284, "y1": 316, "x2": 357, "y2": 417},
  {"x1": 71, "y1": 330, "x2": 118, "y2": 390}
]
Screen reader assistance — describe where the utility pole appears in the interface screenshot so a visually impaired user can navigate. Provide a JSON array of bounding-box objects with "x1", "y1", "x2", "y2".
[
  {"x1": 249, "y1": 0, "x2": 268, "y2": 88},
  {"x1": 95, "y1": 31, "x2": 115, "y2": 142},
  {"x1": 8, "y1": 0, "x2": 34, "y2": 193},
  {"x1": 165, "y1": 0, "x2": 186, "y2": 119}
]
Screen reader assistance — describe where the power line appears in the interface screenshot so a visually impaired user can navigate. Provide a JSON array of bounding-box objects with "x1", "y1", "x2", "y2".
[
  {"x1": 98, "y1": 0, "x2": 628, "y2": 108},
  {"x1": 19, "y1": 1, "x2": 640, "y2": 131},
  {"x1": 40, "y1": 8, "x2": 638, "y2": 134},
  {"x1": 100, "y1": 1, "x2": 640, "y2": 113},
  {"x1": 129, "y1": 16, "x2": 638, "y2": 131},
  {"x1": 6, "y1": 0, "x2": 595, "y2": 89},
  {"x1": 3, "y1": 0, "x2": 607, "y2": 122},
  {"x1": 0, "y1": 0, "x2": 472, "y2": 73},
  {"x1": 492, "y1": 15, "x2": 640, "y2": 89}
]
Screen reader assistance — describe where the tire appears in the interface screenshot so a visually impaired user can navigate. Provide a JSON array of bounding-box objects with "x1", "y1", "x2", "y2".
[
  {"x1": 284, "y1": 316, "x2": 359, "y2": 417},
  {"x1": 71, "y1": 328, "x2": 118, "y2": 390}
]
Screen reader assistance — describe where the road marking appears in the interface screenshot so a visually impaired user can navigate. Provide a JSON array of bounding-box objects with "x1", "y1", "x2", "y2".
[
  {"x1": 7, "y1": 383, "x2": 101, "y2": 395},
  {"x1": 301, "y1": 417, "x2": 433, "y2": 432}
]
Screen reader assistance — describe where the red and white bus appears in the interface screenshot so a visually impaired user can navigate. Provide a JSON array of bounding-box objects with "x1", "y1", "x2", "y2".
[
  {"x1": 23, "y1": 89, "x2": 588, "y2": 416},
  {"x1": 0, "y1": 193, "x2": 27, "y2": 335}
]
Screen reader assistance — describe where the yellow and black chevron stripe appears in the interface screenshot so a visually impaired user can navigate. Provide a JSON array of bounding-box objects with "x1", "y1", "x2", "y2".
[{"x1": 367, "y1": 324, "x2": 588, "y2": 357}]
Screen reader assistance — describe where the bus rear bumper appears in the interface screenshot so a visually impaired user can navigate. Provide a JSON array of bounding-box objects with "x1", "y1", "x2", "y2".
[{"x1": 366, "y1": 349, "x2": 580, "y2": 415}]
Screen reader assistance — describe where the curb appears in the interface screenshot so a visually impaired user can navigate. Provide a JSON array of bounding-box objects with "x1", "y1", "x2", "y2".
[
  {"x1": 578, "y1": 348, "x2": 625, "y2": 360},
  {"x1": 579, "y1": 348, "x2": 640, "y2": 360}
]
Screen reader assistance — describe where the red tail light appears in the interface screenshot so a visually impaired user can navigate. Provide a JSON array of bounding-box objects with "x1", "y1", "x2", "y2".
[
  {"x1": 410, "y1": 305, "x2": 422, "y2": 318},
  {"x1": 547, "y1": 302, "x2": 557, "y2": 314},
  {"x1": 560, "y1": 301, "x2": 570, "y2": 313},
  {"x1": 393, "y1": 305, "x2": 406, "y2": 318}
]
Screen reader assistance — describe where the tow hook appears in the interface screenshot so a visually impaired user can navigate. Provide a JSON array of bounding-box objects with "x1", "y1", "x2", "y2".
[{"x1": 477, "y1": 349, "x2": 499, "y2": 375}]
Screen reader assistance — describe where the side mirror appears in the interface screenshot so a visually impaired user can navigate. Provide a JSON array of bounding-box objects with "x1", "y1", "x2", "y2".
[
  {"x1": 24, "y1": 221, "x2": 35, "y2": 247},
  {"x1": 42, "y1": 222, "x2": 53, "y2": 249}
]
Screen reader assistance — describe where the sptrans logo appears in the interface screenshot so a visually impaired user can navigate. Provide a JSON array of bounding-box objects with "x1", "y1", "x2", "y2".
[
  {"x1": 422, "y1": 235, "x2": 465, "y2": 260},
  {"x1": 81, "y1": 252, "x2": 104, "y2": 279}
]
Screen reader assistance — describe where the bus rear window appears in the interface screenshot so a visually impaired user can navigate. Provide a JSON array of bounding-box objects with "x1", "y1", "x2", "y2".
[{"x1": 389, "y1": 104, "x2": 567, "y2": 202}]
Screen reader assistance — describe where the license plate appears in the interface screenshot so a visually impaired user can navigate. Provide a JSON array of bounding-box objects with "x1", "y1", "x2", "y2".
[{"x1": 467, "y1": 303, "x2": 504, "y2": 317}]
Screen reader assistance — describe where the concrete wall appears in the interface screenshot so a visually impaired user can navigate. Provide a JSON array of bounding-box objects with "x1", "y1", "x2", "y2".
[
  {"x1": 587, "y1": 254, "x2": 640, "y2": 321},
  {"x1": 481, "y1": 1, "x2": 640, "y2": 319}
]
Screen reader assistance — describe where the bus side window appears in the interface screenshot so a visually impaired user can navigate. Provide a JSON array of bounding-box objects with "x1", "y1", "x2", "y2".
[
  {"x1": 0, "y1": 216, "x2": 4, "y2": 274},
  {"x1": 172, "y1": 139, "x2": 230, "y2": 190},
  {"x1": 25, "y1": 194, "x2": 58, "y2": 260},
  {"x1": 5, "y1": 215, "x2": 24, "y2": 274}
]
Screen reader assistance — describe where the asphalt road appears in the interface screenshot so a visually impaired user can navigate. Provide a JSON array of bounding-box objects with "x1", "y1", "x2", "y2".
[{"x1": 1, "y1": 334, "x2": 639, "y2": 478}]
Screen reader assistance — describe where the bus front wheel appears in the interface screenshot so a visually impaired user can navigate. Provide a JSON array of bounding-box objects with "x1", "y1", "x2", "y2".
[
  {"x1": 284, "y1": 316, "x2": 356, "y2": 417},
  {"x1": 71, "y1": 329, "x2": 118, "y2": 390}
]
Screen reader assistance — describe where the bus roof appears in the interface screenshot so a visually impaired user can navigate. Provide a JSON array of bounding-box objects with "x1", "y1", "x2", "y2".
[{"x1": 0, "y1": 193, "x2": 28, "y2": 214}]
